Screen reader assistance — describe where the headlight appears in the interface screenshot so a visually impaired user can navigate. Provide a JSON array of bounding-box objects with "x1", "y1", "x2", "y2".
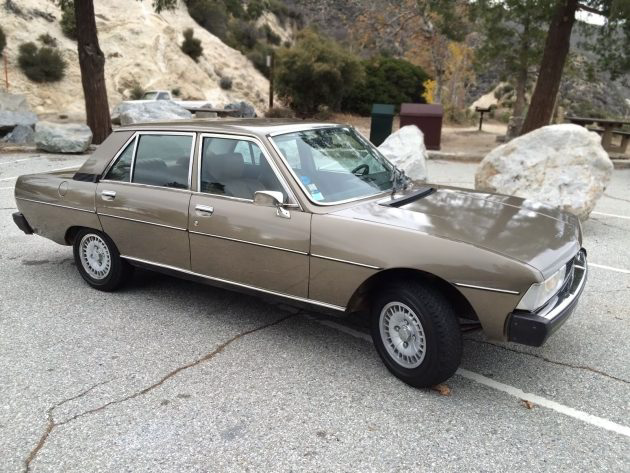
[{"x1": 516, "y1": 265, "x2": 567, "y2": 311}]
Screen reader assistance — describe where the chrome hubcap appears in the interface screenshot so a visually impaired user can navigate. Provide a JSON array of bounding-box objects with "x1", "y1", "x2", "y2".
[
  {"x1": 379, "y1": 302, "x2": 426, "y2": 368},
  {"x1": 79, "y1": 234, "x2": 111, "y2": 280}
]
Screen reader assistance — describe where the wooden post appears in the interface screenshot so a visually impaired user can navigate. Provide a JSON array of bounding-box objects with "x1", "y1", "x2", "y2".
[{"x1": 267, "y1": 53, "x2": 274, "y2": 109}]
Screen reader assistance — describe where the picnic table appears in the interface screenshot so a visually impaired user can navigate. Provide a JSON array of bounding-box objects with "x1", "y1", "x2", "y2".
[
  {"x1": 567, "y1": 116, "x2": 630, "y2": 153},
  {"x1": 182, "y1": 106, "x2": 242, "y2": 118}
]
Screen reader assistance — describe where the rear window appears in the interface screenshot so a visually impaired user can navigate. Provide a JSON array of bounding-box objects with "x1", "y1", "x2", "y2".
[{"x1": 132, "y1": 135, "x2": 193, "y2": 189}]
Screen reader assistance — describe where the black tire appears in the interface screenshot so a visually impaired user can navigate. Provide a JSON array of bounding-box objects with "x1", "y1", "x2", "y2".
[
  {"x1": 370, "y1": 281, "x2": 462, "y2": 388},
  {"x1": 72, "y1": 228, "x2": 132, "y2": 291}
]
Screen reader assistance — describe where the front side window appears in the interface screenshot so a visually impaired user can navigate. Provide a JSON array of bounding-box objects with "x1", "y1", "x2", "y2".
[
  {"x1": 131, "y1": 134, "x2": 193, "y2": 189},
  {"x1": 271, "y1": 127, "x2": 394, "y2": 204},
  {"x1": 105, "y1": 138, "x2": 135, "y2": 181},
  {"x1": 200, "y1": 137, "x2": 284, "y2": 200}
]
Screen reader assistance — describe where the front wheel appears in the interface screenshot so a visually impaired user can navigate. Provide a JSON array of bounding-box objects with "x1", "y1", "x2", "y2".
[
  {"x1": 370, "y1": 282, "x2": 462, "y2": 388},
  {"x1": 72, "y1": 229, "x2": 132, "y2": 291}
]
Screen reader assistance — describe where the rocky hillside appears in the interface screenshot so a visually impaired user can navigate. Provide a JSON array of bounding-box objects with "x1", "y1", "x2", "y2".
[{"x1": 0, "y1": 0, "x2": 275, "y2": 119}]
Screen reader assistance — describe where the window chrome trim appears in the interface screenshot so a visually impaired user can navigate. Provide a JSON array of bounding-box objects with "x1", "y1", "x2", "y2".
[
  {"x1": 99, "y1": 179, "x2": 192, "y2": 194},
  {"x1": 454, "y1": 282, "x2": 520, "y2": 295},
  {"x1": 120, "y1": 255, "x2": 346, "y2": 312},
  {"x1": 189, "y1": 230, "x2": 308, "y2": 255},
  {"x1": 98, "y1": 212, "x2": 187, "y2": 231},
  {"x1": 196, "y1": 133, "x2": 302, "y2": 210},
  {"x1": 310, "y1": 253, "x2": 382, "y2": 270},
  {"x1": 15, "y1": 197, "x2": 95, "y2": 214},
  {"x1": 101, "y1": 131, "x2": 196, "y2": 190},
  {"x1": 266, "y1": 125, "x2": 395, "y2": 207}
]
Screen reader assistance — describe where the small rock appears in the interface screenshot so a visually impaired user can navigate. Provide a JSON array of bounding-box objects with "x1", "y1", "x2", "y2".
[
  {"x1": 2, "y1": 125, "x2": 35, "y2": 145},
  {"x1": 34, "y1": 121, "x2": 92, "y2": 153},
  {"x1": 116, "y1": 101, "x2": 192, "y2": 125},
  {"x1": 0, "y1": 91, "x2": 37, "y2": 132},
  {"x1": 475, "y1": 124, "x2": 613, "y2": 220},
  {"x1": 377, "y1": 125, "x2": 428, "y2": 182},
  {"x1": 224, "y1": 101, "x2": 256, "y2": 118}
]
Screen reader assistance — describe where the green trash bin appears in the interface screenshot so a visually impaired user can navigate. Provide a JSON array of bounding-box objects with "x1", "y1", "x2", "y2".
[{"x1": 369, "y1": 104, "x2": 395, "y2": 146}]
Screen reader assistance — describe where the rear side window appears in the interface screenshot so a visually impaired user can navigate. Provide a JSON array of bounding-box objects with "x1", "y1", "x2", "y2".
[
  {"x1": 132, "y1": 134, "x2": 193, "y2": 189},
  {"x1": 105, "y1": 139, "x2": 135, "y2": 181}
]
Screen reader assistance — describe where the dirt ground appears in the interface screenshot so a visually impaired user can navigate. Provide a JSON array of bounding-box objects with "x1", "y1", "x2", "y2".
[{"x1": 332, "y1": 113, "x2": 507, "y2": 157}]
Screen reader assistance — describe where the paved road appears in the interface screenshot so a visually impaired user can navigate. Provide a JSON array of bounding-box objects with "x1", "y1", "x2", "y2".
[{"x1": 1, "y1": 152, "x2": 629, "y2": 472}]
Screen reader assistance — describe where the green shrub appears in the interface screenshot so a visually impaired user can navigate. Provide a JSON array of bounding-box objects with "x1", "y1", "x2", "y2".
[
  {"x1": 219, "y1": 76, "x2": 233, "y2": 90},
  {"x1": 181, "y1": 28, "x2": 203, "y2": 62},
  {"x1": 260, "y1": 24, "x2": 281, "y2": 46},
  {"x1": 266, "y1": 0, "x2": 303, "y2": 27},
  {"x1": 275, "y1": 30, "x2": 363, "y2": 117},
  {"x1": 18, "y1": 42, "x2": 66, "y2": 82},
  {"x1": 341, "y1": 57, "x2": 429, "y2": 116},
  {"x1": 186, "y1": 0, "x2": 228, "y2": 41},
  {"x1": 0, "y1": 26, "x2": 6, "y2": 55},
  {"x1": 171, "y1": 87, "x2": 181, "y2": 97},
  {"x1": 38, "y1": 33, "x2": 57, "y2": 47},
  {"x1": 60, "y1": 2, "x2": 76, "y2": 40},
  {"x1": 265, "y1": 106, "x2": 295, "y2": 118},
  {"x1": 228, "y1": 19, "x2": 259, "y2": 51},
  {"x1": 130, "y1": 83, "x2": 145, "y2": 100},
  {"x1": 246, "y1": 0, "x2": 266, "y2": 20}
]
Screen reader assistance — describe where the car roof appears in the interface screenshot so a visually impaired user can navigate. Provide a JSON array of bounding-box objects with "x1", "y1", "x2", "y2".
[{"x1": 116, "y1": 119, "x2": 344, "y2": 137}]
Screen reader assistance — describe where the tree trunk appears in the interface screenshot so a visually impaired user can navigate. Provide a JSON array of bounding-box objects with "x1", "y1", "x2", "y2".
[
  {"x1": 512, "y1": 16, "x2": 530, "y2": 119},
  {"x1": 75, "y1": 0, "x2": 111, "y2": 144},
  {"x1": 520, "y1": 0, "x2": 578, "y2": 135}
]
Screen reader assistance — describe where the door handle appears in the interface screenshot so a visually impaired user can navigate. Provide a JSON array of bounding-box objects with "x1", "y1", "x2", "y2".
[
  {"x1": 195, "y1": 204, "x2": 214, "y2": 216},
  {"x1": 101, "y1": 190, "x2": 116, "y2": 200}
]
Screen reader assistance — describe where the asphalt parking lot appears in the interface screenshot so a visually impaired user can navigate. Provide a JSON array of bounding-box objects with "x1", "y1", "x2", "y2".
[{"x1": 1, "y1": 151, "x2": 629, "y2": 472}]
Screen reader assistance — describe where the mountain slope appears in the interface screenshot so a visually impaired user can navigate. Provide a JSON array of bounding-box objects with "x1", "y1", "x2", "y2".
[{"x1": 1, "y1": 0, "x2": 271, "y2": 118}]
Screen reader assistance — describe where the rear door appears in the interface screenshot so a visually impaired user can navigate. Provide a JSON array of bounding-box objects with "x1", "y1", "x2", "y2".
[{"x1": 96, "y1": 132, "x2": 195, "y2": 269}]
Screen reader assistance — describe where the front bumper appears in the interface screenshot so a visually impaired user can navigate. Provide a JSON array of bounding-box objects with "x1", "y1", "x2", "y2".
[
  {"x1": 12, "y1": 212, "x2": 34, "y2": 234},
  {"x1": 507, "y1": 250, "x2": 587, "y2": 347}
]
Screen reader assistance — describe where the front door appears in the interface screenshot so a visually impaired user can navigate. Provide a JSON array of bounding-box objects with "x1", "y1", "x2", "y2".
[
  {"x1": 189, "y1": 134, "x2": 310, "y2": 297},
  {"x1": 96, "y1": 132, "x2": 195, "y2": 269}
]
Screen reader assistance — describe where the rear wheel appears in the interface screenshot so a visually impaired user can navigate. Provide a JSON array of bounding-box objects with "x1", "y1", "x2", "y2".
[
  {"x1": 72, "y1": 229, "x2": 132, "y2": 291},
  {"x1": 370, "y1": 282, "x2": 462, "y2": 388}
]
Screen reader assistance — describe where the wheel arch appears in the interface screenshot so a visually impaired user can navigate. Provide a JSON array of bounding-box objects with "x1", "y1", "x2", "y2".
[
  {"x1": 346, "y1": 267, "x2": 478, "y2": 321},
  {"x1": 64, "y1": 225, "x2": 103, "y2": 245}
]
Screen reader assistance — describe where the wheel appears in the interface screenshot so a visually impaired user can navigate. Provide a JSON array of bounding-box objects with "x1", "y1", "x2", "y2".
[
  {"x1": 370, "y1": 282, "x2": 462, "y2": 388},
  {"x1": 72, "y1": 228, "x2": 132, "y2": 291}
]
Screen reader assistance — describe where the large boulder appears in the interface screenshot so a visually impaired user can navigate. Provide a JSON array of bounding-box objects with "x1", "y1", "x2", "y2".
[
  {"x1": 224, "y1": 101, "x2": 256, "y2": 118},
  {"x1": 377, "y1": 125, "x2": 428, "y2": 182},
  {"x1": 34, "y1": 122, "x2": 92, "y2": 153},
  {"x1": 2, "y1": 125, "x2": 35, "y2": 145},
  {"x1": 114, "y1": 101, "x2": 192, "y2": 125},
  {"x1": 475, "y1": 124, "x2": 613, "y2": 220},
  {"x1": 0, "y1": 91, "x2": 37, "y2": 132}
]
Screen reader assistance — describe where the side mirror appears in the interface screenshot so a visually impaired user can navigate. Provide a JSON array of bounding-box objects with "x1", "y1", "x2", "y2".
[
  {"x1": 254, "y1": 190, "x2": 284, "y2": 207},
  {"x1": 254, "y1": 191, "x2": 291, "y2": 219}
]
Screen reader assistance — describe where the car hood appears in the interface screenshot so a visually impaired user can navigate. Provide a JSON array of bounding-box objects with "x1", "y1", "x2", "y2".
[{"x1": 331, "y1": 186, "x2": 581, "y2": 277}]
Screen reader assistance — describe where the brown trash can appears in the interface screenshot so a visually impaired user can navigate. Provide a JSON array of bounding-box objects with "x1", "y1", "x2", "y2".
[{"x1": 399, "y1": 104, "x2": 443, "y2": 150}]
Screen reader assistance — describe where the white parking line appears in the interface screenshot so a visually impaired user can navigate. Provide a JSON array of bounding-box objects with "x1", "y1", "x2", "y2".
[
  {"x1": 591, "y1": 211, "x2": 630, "y2": 220},
  {"x1": 306, "y1": 316, "x2": 630, "y2": 438},
  {"x1": 590, "y1": 263, "x2": 630, "y2": 274},
  {"x1": 0, "y1": 165, "x2": 79, "y2": 181}
]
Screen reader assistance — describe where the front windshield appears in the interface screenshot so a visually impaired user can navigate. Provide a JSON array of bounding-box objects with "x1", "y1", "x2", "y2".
[
  {"x1": 141, "y1": 91, "x2": 158, "y2": 100},
  {"x1": 271, "y1": 127, "x2": 395, "y2": 204}
]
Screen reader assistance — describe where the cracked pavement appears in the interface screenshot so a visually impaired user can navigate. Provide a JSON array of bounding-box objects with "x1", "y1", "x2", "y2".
[{"x1": 1, "y1": 152, "x2": 629, "y2": 472}]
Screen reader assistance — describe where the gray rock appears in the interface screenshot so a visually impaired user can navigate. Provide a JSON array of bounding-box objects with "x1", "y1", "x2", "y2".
[
  {"x1": 377, "y1": 125, "x2": 428, "y2": 182},
  {"x1": 0, "y1": 91, "x2": 37, "y2": 131},
  {"x1": 34, "y1": 121, "x2": 92, "y2": 153},
  {"x1": 115, "y1": 101, "x2": 192, "y2": 126},
  {"x1": 224, "y1": 101, "x2": 256, "y2": 118},
  {"x1": 475, "y1": 124, "x2": 613, "y2": 220},
  {"x1": 2, "y1": 125, "x2": 35, "y2": 145}
]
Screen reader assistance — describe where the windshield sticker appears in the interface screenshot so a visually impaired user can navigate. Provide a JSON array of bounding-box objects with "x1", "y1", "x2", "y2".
[
  {"x1": 306, "y1": 183, "x2": 324, "y2": 201},
  {"x1": 300, "y1": 175, "x2": 311, "y2": 185}
]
